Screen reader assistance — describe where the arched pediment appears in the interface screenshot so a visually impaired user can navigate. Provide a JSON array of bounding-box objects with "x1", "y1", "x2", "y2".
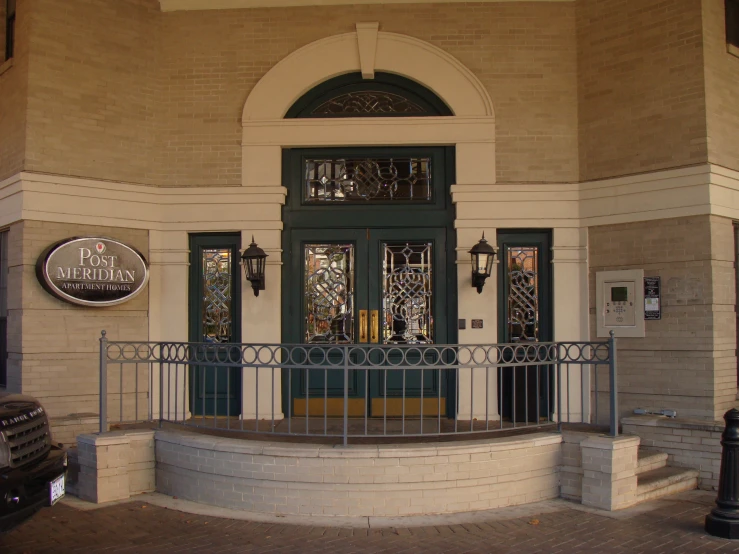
[{"x1": 242, "y1": 31, "x2": 494, "y2": 122}]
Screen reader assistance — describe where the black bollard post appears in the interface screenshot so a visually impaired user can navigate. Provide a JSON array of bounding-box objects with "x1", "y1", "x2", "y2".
[{"x1": 706, "y1": 408, "x2": 739, "y2": 539}]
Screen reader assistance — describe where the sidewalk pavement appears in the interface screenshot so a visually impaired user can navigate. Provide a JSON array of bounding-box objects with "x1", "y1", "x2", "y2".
[{"x1": 1, "y1": 489, "x2": 737, "y2": 553}]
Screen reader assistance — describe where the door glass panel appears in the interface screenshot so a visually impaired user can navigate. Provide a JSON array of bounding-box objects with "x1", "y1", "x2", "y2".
[
  {"x1": 202, "y1": 248, "x2": 233, "y2": 343},
  {"x1": 311, "y1": 91, "x2": 425, "y2": 117},
  {"x1": 304, "y1": 157, "x2": 432, "y2": 203},
  {"x1": 382, "y1": 242, "x2": 433, "y2": 344},
  {"x1": 304, "y1": 244, "x2": 354, "y2": 343},
  {"x1": 506, "y1": 247, "x2": 539, "y2": 342}
]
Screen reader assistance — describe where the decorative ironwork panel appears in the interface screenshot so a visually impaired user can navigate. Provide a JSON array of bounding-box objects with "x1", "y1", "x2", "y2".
[
  {"x1": 304, "y1": 244, "x2": 354, "y2": 343},
  {"x1": 311, "y1": 91, "x2": 425, "y2": 116},
  {"x1": 305, "y1": 157, "x2": 432, "y2": 203},
  {"x1": 382, "y1": 243, "x2": 433, "y2": 344},
  {"x1": 506, "y1": 247, "x2": 539, "y2": 342},
  {"x1": 201, "y1": 248, "x2": 233, "y2": 343}
]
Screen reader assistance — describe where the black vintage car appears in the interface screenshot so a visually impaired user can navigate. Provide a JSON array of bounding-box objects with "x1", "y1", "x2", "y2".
[{"x1": 0, "y1": 392, "x2": 67, "y2": 533}]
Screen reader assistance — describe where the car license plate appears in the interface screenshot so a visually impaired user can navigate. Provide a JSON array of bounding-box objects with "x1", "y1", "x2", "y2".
[{"x1": 49, "y1": 474, "x2": 65, "y2": 505}]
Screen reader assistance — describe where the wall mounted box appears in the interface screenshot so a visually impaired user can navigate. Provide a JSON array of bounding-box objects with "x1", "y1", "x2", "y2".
[{"x1": 596, "y1": 269, "x2": 645, "y2": 338}]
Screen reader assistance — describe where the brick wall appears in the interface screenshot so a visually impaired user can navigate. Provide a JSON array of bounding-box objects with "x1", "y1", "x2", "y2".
[
  {"x1": 23, "y1": 0, "x2": 162, "y2": 185},
  {"x1": 703, "y1": 0, "x2": 739, "y2": 172},
  {"x1": 19, "y1": 0, "x2": 579, "y2": 187},
  {"x1": 709, "y1": 215, "x2": 737, "y2": 418},
  {"x1": 577, "y1": 0, "x2": 708, "y2": 181},
  {"x1": 0, "y1": 0, "x2": 29, "y2": 182},
  {"x1": 18, "y1": 221, "x2": 149, "y2": 419},
  {"x1": 589, "y1": 215, "x2": 736, "y2": 421},
  {"x1": 159, "y1": 2, "x2": 578, "y2": 186}
]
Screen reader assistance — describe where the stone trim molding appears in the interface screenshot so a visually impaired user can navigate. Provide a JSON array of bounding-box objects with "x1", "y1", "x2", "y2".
[
  {"x1": 356, "y1": 23, "x2": 379, "y2": 79},
  {"x1": 242, "y1": 31, "x2": 495, "y2": 120},
  {"x1": 2, "y1": 164, "x2": 737, "y2": 232},
  {"x1": 0, "y1": 171, "x2": 287, "y2": 231},
  {"x1": 160, "y1": 0, "x2": 574, "y2": 13}
]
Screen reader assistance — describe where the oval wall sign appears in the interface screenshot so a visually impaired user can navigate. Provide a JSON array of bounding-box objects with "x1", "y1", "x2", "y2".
[{"x1": 36, "y1": 237, "x2": 149, "y2": 307}]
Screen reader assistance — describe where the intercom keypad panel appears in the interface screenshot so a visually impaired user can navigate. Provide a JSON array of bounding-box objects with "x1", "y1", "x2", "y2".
[
  {"x1": 604, "y1": 281, "x2": 635, "y2": 327},
  {"x1": 596, "y1": 270, "x2": 645, "y2": 338}
]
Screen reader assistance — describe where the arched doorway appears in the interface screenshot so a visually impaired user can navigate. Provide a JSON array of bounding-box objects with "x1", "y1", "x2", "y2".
[
  {"x1": 239, "y1": 28, "x2": 497, "y2": 423},
  {"x1": 281, "y1": 73, "x2": 456, "y2": 418}
]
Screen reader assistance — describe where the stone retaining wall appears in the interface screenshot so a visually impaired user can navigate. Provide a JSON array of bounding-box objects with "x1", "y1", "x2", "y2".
[
  {"x1": 155, "y1": 431, "x2": 562, "y2": 517},
  {"x1": 622, "y1": 415, "x2": 722, "y2": 490}
]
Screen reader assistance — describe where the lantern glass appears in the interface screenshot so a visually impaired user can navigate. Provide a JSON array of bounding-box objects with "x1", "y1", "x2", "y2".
[
  {"x1": 472, "y1": 251, "x2": 492, "y2": 276},
  {"x1": 468, "y1": 234, "x2": 496, "y2": 294},
  {"x1": 241, "y1": 237, "x2": 268, "y2": 296}
]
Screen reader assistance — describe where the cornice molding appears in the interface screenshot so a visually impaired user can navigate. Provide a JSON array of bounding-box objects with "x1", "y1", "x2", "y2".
[
  {"x1": 1, "y1": 164, "x2": 738, "y2": 232},
  {"x1": 159, "y1": 0, "x2": 573, "y2": 12}
]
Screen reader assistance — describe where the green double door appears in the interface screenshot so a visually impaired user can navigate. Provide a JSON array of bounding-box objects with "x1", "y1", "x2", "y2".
[{"x1": 286, "y1": 226, "x2": 450, "y2": 417}]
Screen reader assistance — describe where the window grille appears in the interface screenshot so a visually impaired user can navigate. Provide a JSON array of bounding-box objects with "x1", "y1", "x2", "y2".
[{"x1": 304, "y1": 157, "x2": 432, "y2": 203}]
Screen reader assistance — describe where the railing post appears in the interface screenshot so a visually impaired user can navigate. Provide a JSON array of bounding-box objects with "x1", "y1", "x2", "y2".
[
  {"x1": 556, "y1": 343, "x2": 562, "y2": 433},
  {"x1": 99, "y1": 330, "x2": 108, "y2": 434},
  {"x1": 159, "y1": 357, "x2": 164, "y2": 429},
  {"x1": 609, "y1": 330, "x2": 618, "y2": 437},
  {"x1": 343, "y1": 346, "x2": 349, "y2": 447}
]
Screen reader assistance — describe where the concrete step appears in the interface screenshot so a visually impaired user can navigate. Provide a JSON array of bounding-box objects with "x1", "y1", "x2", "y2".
[
  {"x1": 636, "y1": 448, "x2": 668, "y2": 475},
  {"x1": 636, "y1": 466, "x2": 699, "y2": 502}
]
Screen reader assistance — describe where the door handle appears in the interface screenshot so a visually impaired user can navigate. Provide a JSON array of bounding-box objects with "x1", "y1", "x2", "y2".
[
  {"x1": 359, "y1": 310, "x2": 368, "y2": 343},
  {"x1": 370, "y1": 310, "x2": 380, "y2": 343}
]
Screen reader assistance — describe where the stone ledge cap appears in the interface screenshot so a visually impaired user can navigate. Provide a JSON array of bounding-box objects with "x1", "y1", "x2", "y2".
[
  {"x1": 77, "y1": 432, "x2": 132, "y2": 447},
  {"x1": 580, "y1": 435, "x2": 640, "y2": 450},
  {"x1": 621, "y1": 415, "x2": 723, "y2": 432},
  {"x1": 155, "y1": 429, "x2": 562, "y2": 458}
]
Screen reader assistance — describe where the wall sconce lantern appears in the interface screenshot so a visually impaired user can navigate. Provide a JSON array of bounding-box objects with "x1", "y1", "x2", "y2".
[
  {"x1": 241, "y1": 237, "x2": 267, "y2": 297},
  {"x1": 469, "y1": 233, "x2": 496, "y2": 294}
]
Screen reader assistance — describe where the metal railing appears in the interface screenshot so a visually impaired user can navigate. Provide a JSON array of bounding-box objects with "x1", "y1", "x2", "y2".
[{"x1": 99, "y1": 331, "x2": 618, "y2": 444}]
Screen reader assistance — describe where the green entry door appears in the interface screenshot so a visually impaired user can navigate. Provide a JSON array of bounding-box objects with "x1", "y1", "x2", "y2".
[
  {"x1": 189, "y1": 234, "x2": 242, "y2": 417},
  {"x1": 287, "y1": 227, "x2": 448, "y2": 417}
]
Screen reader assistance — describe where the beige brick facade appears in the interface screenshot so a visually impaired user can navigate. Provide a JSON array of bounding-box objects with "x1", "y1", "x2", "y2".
[
  {"x1": 0, "y1": 0, "x2": 28, "y2": 182},
  {"x1": 589, "y1": 215, "x2": 737, "y2": 421},
  {"x1": 0, "y1": 1, "x2": 736, "y2": 499},
  {"x1": 13, "y1": 221, "x2": 149, "y2": 421},
  {"x1": 703, "y1": 0, "x2": 739, "y2": 172},
  {"x1": 577, "y1": 0, "x2": 708, "y2": 181}
]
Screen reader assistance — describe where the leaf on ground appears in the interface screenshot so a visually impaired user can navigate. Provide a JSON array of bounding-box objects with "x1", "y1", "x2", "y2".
[{"x1": 528, "y1": 519, "x2": 540, "y2": 526}]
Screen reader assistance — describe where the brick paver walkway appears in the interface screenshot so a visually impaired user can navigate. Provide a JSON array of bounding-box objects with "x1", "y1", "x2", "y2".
[{"x1": 2, "y1": 491, "x2": 738, "y2": 553}]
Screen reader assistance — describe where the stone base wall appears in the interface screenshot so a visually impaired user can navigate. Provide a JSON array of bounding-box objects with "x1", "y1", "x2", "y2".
[
  {"x1": 560, "y1": 429, "x2": 590, "y2": 501},
  {"x1": 622, "y1": 415, "x2": 722, "y2": 490},
  {"x1": 76, "y1": 430, "x2": 156, "y2": 503},
  {"x1": 155, "y1": 431, "x2": 562, "y2": 517}
]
